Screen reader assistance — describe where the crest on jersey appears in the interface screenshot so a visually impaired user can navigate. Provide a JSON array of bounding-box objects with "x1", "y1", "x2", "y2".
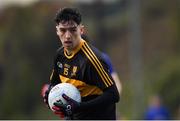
[
  {"x1": 71, "y1": 66, "x2": 78, "y2": 76},
  {"x1": 57, "y1": 62, "x2": 63, "y2": 68},
  {"x1": 64, "y1": 63, "x2": 70, "y2": 68}
]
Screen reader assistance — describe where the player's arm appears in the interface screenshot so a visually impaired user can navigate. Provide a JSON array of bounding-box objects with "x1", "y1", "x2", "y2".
[
  {"x1": 43, "y1": 53, "x2": 61, "y2": 107},
  {"x1": 77, "y1": 58, "x2": 120, "y2": 111},
  {"x1": 49, "y1": 51, "x2": 62, "y2": 86},
  {"x1": 102, "y1": 53, "x2": 122, "y2": 95},
  {"x1": 42, "y1": 68, "x2": 60, "y2": 107},
  {"x1": 78, "y1": 84, "x2": 119, "y2": 111},
  {"x1": 49, "y1": 68, "x2": 60, "y2": 86}
]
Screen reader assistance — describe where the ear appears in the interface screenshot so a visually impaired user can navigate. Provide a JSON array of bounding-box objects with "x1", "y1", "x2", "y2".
[
  {"x1": 56, "y1": 25, "x2": 60, "y2": 35},
  {"x1": 80, "y1": 25, "x2": 85, "y2": 35}
]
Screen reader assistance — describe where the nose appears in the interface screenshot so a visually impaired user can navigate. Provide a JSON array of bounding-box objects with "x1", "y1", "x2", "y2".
[{"x1": 65, "y1": 30, "x2": 71, "y2": 39}]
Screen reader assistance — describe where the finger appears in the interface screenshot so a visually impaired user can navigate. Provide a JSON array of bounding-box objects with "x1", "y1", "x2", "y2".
[
  {"x1": 59, "y1": 114, "x2": 65, "y2": 119},
  {"x1": 62, "y1": 93, "x2": 72, "y2": 102},
  {"x1": 54, "y1": 111, "x2": 63, "y2": 115},
  {"x1": 54, "y1": 102, "x2": 64, "y2": 108},
  {"x1": 54, "y1": 111, "x2": 65, "y2": 118},
  {"x1": 52, "y1": 106, "x2": 60, "y2": 111}
]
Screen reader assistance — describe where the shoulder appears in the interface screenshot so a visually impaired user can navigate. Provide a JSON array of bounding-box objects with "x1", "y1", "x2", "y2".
[
  {"x1": 81, "y1": 42, "x2": 110, "y2": 70},
  {"x1": 54, "y1": 46, "x2": 63, "y2": 56},
  {"x1": 82, "y1": 42, "x2": 104, "y2": 61},
  {"x1": 52, "y1": 46, "x2": 64, "y2": 61},
  {"x1": 56, "y1": 46, "x2": 64, "y2": 55},
  {"x1": 101, "y1": 53, "x2": 114, "y2": 73},
  {"x1": 102, "y1": 53, "x2": 111, "y2": 63}
]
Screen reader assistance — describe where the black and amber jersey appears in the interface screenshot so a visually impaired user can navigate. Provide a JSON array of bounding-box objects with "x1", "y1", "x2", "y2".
[
  {"x1": 50, "y1": 39, "x2": 114, "y2": 97},
  {"x1": 49, "y1": 39, "x2": 119, "y2": 119}
]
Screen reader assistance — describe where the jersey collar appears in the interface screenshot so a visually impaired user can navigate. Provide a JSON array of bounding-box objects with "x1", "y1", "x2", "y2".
[{"x1": 64, "y1": 39, "x2": 85, "y2": 59}]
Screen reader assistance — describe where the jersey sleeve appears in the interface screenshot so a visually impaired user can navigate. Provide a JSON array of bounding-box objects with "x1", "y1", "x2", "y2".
[
  {"x1": 78, "y1": 56, "x2": 120, "y2": 113},
  {"x1": 49, "y1": 53, "x2": 61, "y2": 86},
  {"x1": 85, "y1": 54, "x2": 115, "y2": 90},
  {"x1": 81, "y1": 42, "x2": 115, "y2": 90},
  {"x1": 102, "y1": 53, "x2": 114, "y2": 74}
]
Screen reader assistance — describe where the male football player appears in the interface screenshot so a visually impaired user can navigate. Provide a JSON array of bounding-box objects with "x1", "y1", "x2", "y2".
[{"x1": 43, "y1": 7, "x2": 119, "y2": 120}]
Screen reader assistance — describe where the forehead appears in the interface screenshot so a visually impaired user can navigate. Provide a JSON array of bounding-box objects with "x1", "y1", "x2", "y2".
[{"x1": 58, "y1": 20, "x2": 78, "y2": 28}]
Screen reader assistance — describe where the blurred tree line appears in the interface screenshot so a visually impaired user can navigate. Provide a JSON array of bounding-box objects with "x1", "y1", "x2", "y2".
[{"x1": 0, "y1": 0, "x2": 179, "y2": 119}]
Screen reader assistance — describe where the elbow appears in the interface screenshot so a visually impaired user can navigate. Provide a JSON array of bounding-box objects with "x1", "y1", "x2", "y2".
[
  {"x1": 110, "y1": 86, "x2": 120, "y2": 103},
  {"x1": 114, "y1": 90, "x2": 120, "y2": 103},
  {"x1": 106, "y1": 85, "x2": 120, "y2": 103}
]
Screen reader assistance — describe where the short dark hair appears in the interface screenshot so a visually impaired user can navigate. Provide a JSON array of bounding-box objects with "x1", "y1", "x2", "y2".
[{"x1": 54, "y1": 7, "x2": 82, "y2": 25}]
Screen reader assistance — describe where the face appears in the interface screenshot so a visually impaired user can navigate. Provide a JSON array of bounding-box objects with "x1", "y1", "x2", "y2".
[{"x1": 56, "y1": 21, "x2": 83, "y2": 51}]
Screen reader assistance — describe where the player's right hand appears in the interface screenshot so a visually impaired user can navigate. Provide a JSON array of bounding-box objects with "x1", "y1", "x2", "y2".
[
  {"x1": 52, "y1": 100, "x2": 65, "y2": 119},
  {"x1": 52, "y1": 100, "x2": 73, "y2": 120},
  {"x1": 53, "y1": 93, "x2": 80, "y2": 118}
]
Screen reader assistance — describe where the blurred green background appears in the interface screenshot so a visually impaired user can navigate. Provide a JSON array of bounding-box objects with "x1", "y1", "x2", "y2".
[{"x1": 0, "y1": 0, "x2": 179, "y2": 119}]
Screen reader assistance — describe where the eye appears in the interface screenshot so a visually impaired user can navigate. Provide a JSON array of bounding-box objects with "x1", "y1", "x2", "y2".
[
  {"x1": 60, "y1": 28, "x2": 66, "y2": 33},
  {"x1": 69, "y1": 28, "x2": 77, "y2": 33}
]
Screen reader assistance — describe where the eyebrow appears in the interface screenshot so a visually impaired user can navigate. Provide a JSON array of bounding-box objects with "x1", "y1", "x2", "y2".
[{"x1": 59, "y1": 26, "x2": 77, "y2": 29}]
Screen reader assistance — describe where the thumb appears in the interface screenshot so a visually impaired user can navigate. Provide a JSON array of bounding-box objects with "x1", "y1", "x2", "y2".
[
  {"x1": 54, "y1": 100, "x2": 64, "y2": 107},
  {"x1": 62, "y1": 93, "x2": 73, "y2": 102}
]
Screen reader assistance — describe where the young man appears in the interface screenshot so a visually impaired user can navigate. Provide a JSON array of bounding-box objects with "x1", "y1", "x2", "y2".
[{"x1": 43, "y1": 7, "x2": 119, "y2": 120}]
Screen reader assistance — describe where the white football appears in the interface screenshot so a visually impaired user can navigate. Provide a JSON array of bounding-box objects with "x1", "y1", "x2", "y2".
[{"x1": 48, "y1": 83, "x2": 81, "y2": 111}]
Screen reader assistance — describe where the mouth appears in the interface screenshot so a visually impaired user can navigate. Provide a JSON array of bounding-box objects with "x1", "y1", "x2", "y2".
[
  {"x1": 64, "y1": 41, "x2": 73, "y2": 47},
  {"x1": 65, "y1": 41, "x2": 72, "y2": 43}
]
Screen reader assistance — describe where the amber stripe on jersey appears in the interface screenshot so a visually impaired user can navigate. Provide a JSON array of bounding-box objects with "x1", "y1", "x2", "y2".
[
  {"x1": 59, "y1": 75, "x2": 103, "y2": 97},
  {"x1": 83, "y1": 43, "x2": 113, "y2": 86},
  {"x1": 83, "y1": 43, "x2": 113, "y2": 85},
  {"x1": 50, "y1": 69, "x2": 54, "y2": 81},
  {"x1": 81, "y1": 47, "x2": 109, "y2": 87},
  {"x1": 81, "y1": 43, "x2": 113, "y2": 87}
]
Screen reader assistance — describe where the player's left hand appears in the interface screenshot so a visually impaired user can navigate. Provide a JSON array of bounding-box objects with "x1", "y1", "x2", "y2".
[
  {"x1": 41, "y1": 84, "x2": 50, "y2": 108},
  {"x1": 53, "y1": 93, "x2": 80, "y2": 117}
]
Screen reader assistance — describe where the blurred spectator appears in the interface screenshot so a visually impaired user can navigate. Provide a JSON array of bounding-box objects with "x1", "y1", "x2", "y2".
[{"x1": 144, "y1": 95, "x2": 170, "y2": 120}]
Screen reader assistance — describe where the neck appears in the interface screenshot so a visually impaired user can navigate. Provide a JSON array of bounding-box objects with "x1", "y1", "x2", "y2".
[
  {"x1": 66, "y1": 49, "x2": 73, "y2": 55},
  {"x1": 65, "y1": 38, "x2": 82, "y2": 55}
]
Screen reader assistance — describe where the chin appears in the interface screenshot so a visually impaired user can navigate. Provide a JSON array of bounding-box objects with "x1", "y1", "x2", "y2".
[{"x1": 65, "y1": 46, "x2": 73, "y2": 50}]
